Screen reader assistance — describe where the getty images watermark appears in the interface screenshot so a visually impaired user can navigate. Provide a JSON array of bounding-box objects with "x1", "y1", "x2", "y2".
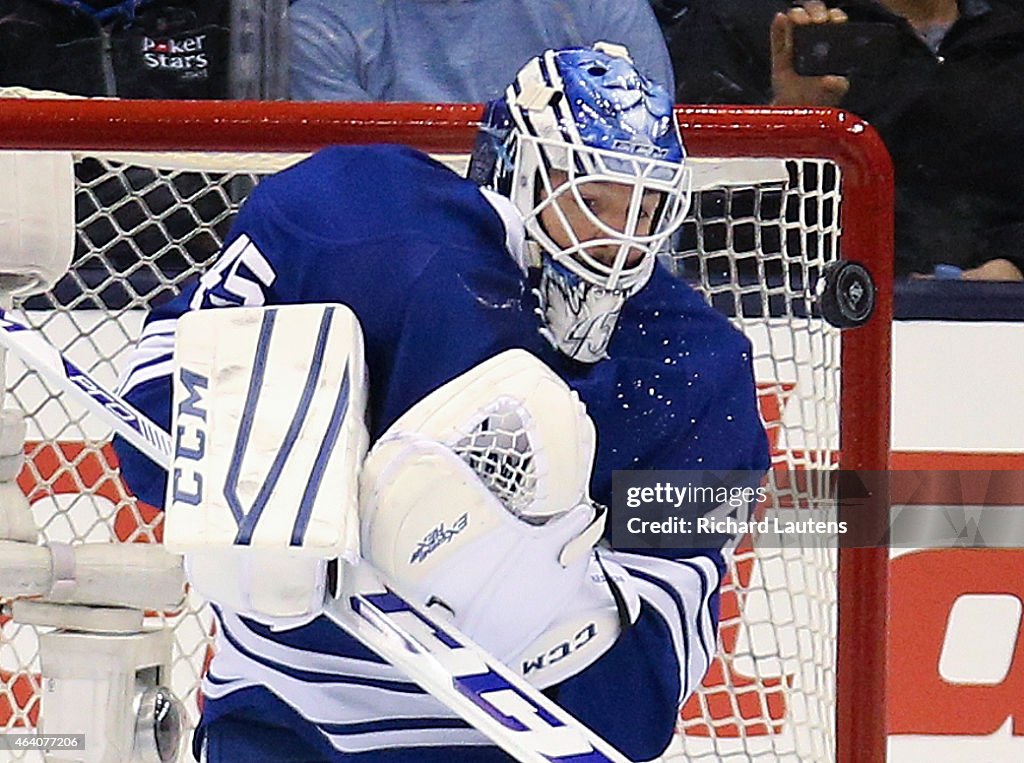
[
  {"x1": 610, "y1": 470, "x2": 1024, "y2": 550},
  {"x1": 622, "y1": 482, "x2": 850, "y2": 537}
]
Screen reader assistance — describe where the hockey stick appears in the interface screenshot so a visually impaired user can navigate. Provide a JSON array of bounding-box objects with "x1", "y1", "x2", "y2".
[
  {"x1": 0, "y1": 312, "x2": 172, "y2": 467},
  {"x1": 0, "y1": 310, "x2": 633, "y2": 763}
]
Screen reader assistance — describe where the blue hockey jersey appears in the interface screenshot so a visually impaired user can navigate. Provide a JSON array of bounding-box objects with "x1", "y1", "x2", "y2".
[{"x1": 113, "y1": 145, "x2": 769, "y2": 762}]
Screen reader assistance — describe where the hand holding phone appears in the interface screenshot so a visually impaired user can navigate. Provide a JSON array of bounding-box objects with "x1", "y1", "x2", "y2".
[
  {"x1": 771, "y1": 3, "x2": 850, "y2": 106},
  {"x1": 792, "y1": 22, "x2": 902, "y2": 77}
]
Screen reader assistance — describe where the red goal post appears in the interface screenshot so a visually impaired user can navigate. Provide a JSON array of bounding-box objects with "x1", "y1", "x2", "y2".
[{"x1": 0, "y1": 100, "x2": 891, "y2": 763}]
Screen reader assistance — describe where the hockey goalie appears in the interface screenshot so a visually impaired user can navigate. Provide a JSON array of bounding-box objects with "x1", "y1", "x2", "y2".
[{"x1": 112, "y1": 44, "x2": 770, "y2": 762}]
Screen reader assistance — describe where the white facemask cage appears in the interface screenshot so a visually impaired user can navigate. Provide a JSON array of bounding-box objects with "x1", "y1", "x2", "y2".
[{"x1": 514, "y1": 133, "x2": 692, "y2": 294}]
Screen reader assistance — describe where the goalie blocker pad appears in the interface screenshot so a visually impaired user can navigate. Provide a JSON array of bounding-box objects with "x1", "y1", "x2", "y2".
[{"x1": 165, "y1": 304, "x2": 368, "y2": 619}]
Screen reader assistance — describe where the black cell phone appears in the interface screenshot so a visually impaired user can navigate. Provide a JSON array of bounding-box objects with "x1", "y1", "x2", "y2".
[{"x1": 792, "y1": 22, "x2": 902, "y2": 77}]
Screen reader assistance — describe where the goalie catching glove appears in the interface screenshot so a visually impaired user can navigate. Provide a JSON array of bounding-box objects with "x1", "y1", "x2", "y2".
[{"x1": 360, "y1": 350, "x2": 639, "y2": 687}]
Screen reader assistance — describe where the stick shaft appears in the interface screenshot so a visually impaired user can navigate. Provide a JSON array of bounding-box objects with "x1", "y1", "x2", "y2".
[{"x1": 0, "y1": 309, "x2": 172, "y2": 467}]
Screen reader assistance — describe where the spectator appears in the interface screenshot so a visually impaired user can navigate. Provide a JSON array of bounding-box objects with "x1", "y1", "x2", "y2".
[
  {"x1": 658, "y1": 0, "x2": 786, "y2": 104},
  {"x1": 0, "y1": 0, "x2": 231, "y2": 98},
  {"x1": 664, "y1": 0, "x2": 1024, "y2": 280},
  {"x1": 289, "y1": 0, "x2": 674, "y2": 102}
]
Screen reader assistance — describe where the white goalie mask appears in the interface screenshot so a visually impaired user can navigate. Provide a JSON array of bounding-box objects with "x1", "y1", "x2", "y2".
[{"x1": 469, "y1": 43, "x2": 692, "y2": 363}]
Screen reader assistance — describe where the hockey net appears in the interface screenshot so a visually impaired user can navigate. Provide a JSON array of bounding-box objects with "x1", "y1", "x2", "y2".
[{"x1": 0, "y1": 101, "x2": 890, "y2": 763}]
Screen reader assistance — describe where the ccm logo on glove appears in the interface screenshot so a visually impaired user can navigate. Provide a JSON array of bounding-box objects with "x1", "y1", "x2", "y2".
[{"x1": 522, "y1": 621, "x2": 600, "y2": 677}]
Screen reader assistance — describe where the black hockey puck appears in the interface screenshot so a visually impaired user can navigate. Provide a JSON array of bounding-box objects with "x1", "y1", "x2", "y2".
[{"x1": 817, "y1": 260, "x2": 876, "y2": 328}]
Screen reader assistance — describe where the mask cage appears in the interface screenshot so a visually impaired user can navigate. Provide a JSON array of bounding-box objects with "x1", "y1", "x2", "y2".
[{"x1": 513, "y1": 133, "x2": 692, "y2": 293}]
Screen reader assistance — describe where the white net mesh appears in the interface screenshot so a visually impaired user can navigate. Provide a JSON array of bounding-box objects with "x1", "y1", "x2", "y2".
[
  {"x1": 0, "y1": 148, "x2": 846, "y2": 762},
  {"x1": 452, "y1": 400, "x2": 539, "y2": 519},
  {"x1": 660, "y1": 158, "x2": 842, "y2": 763}
]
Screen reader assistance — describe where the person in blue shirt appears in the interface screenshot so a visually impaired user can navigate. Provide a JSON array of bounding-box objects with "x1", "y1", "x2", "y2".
[
  {"x1": 114, "y1": 44, "x2": 768, "y2": 762},
  {"x1": 288, "y1": 0, "x2": 674, "y2": 102}
]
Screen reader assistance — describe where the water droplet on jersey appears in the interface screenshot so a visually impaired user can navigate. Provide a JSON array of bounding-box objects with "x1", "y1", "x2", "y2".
[{"x1": 468, "y1": 291, "x2": 521, "y2": 311}]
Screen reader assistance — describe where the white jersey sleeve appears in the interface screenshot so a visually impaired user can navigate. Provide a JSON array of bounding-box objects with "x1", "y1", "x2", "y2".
[{"x1": 606, "y1": 550, "x2": 722, "y2": 704}]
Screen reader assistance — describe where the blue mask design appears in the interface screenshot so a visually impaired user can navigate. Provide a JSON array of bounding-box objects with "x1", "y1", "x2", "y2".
[{"x1": 552, "y1": 50, "x2": 682, "y2": 163}]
